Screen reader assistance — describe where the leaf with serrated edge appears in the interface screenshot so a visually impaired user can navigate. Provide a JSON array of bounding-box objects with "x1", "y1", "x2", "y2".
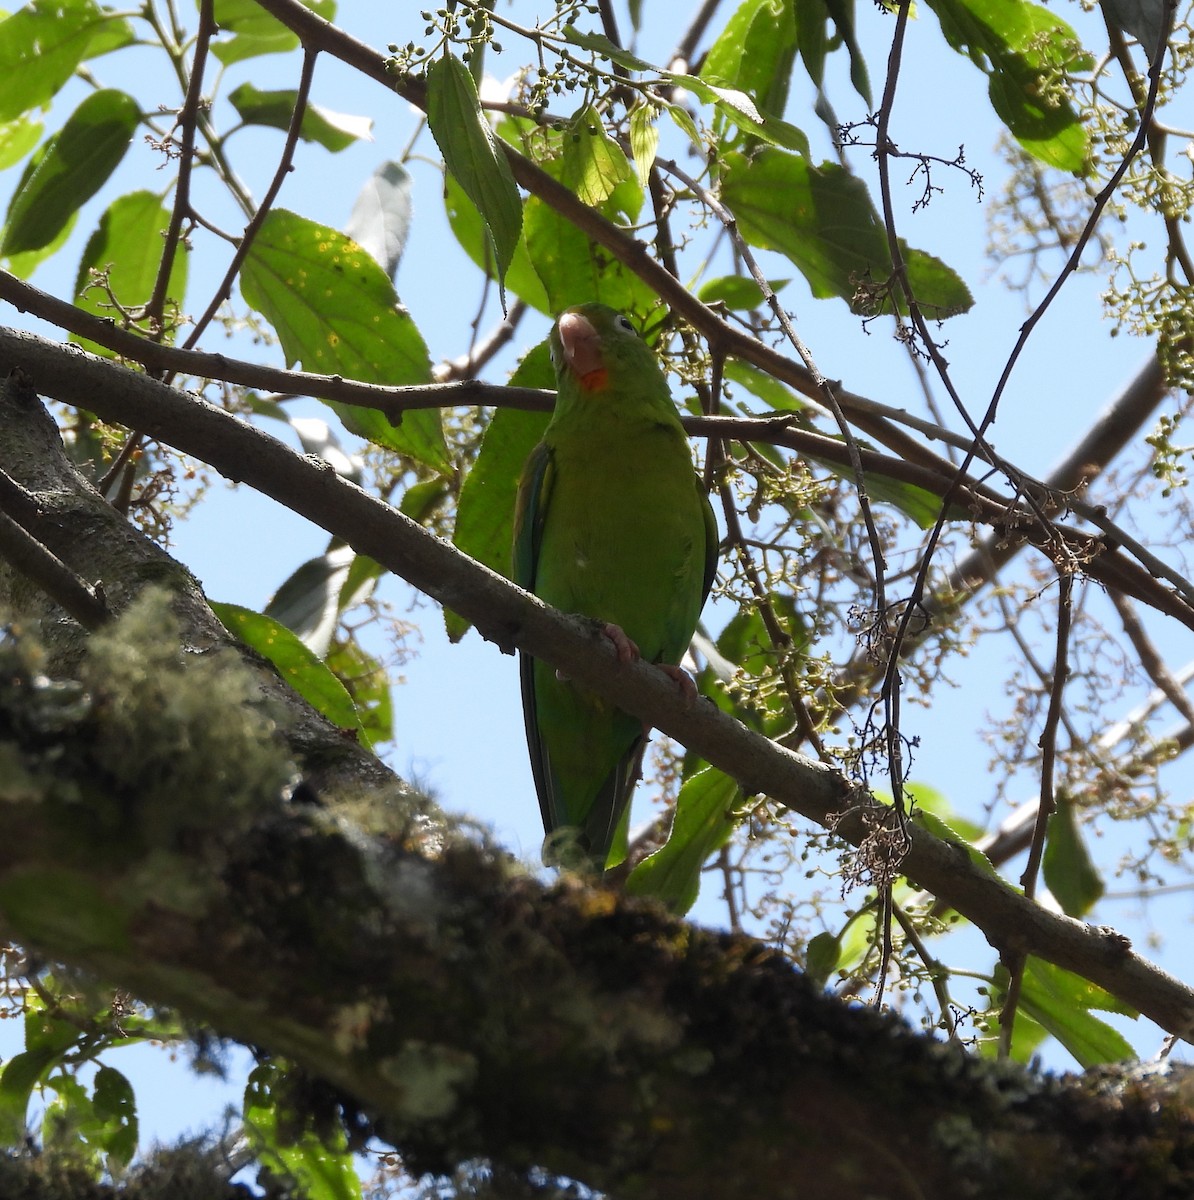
[{"x1": 426, "y1": 52, "x2": 522, "y2": 289}]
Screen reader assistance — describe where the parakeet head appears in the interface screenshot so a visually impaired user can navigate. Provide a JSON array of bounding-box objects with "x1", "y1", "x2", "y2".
[{"x1": 549, "y1": 303, "x2": 651, "y2": 394}]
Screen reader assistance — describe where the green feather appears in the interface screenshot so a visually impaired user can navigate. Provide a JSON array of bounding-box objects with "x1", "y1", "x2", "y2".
[{"x1": 513, "y1": 303, "x2": 718, "y2": 870}]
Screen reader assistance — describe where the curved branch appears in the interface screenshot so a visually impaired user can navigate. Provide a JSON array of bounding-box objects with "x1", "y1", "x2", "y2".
[{"x1": 3, "y1": 327, "x2": 1193, "y2": 1039}]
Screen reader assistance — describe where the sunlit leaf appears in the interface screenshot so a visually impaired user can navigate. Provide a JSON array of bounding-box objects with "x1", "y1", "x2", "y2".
[
  {"x1": 1, "y1": 89, "x2": 139, "y2": 256},
  {"x1": 911, "y1": 807, "x2": 999, "y2": 877},
  {"x1": 240, "y1": 209, "x2": 446, "y2": 469},
  {"x1": 1019, "y1": 958, "x2": 1136, "y2": 1067},
  {"x1": 447, "y1": 341, "x2": 553, "y2": 642},
  {"x1": 72, "y1": 191, "x2": 188, "y2": 355},
  {"x1": 701, "y1": 0, "x2": 798, "y2": 121},
  {"x1": 905, "y1": 782, "x2": 985, "y2": 843},
  {"x1": 0, "y1": 0, "x2": 133, "y2": 121},
  {"x1": 697, "y1": 275, "x2": 788, "y2": 310},
  {"x1": 228, "y1": 82, "x2": 373, "y2": 151},
  {"x1": 720, "y1": 148, "x2": 973, "y2": 318},
  {"x1": 562, "y1": 24, "x2": 809, "y2": 154},
  {"x1": 0, "y1": 115, "x2": 41, "y2": 170},
  {"x1": 628, "y1": 102, "x2": 659, "y2": 186},
  {"x1": 925, "y1": 0, "x2": 1089, "y2": 172},
  {"x1": 209, "y1": 0, "x2": 335, "y2": 65},
  {"x1": 562, "y1": 104, "x2": 634, "y2": 206},
  {"x1": 244, "y1": 1061, "x2": 362, "y2": 1200},
  {"x1": 522, "y1": 132, "x2": 654, "y2": 318},
  {"x1": 625, "y1": 767, "x2": 742, "y2": 914},
  {"x1": 426, "y1": 51, "x2": 522, "y2": 291},
  {"x1": 326, "y1": 638, "x2": 393, "y2": 750},
  {"x1": 0, "y1": 994, "x2": 82, "y2": 1144},
  {"x1": 212, "y1": 602, "x2": 364, "y2": 738}
]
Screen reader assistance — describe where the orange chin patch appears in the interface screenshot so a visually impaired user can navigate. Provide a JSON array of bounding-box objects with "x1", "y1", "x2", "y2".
[{"x1": 578, "y1": 368, "x2": 609, "y2": 391}]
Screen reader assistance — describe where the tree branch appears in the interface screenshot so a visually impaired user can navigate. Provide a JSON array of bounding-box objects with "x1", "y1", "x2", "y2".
[{"x1": 3, "y1": 330, "x2": 1193, "y2": 1038}]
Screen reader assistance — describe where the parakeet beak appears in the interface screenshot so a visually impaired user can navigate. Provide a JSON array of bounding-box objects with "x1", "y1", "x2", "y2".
[{"x1": 556, "y1": 311, "x2": 608, "y2": 391}]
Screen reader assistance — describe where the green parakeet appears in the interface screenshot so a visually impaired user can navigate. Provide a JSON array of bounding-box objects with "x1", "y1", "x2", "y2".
[{"x1": 513, "y1": 303, "x2": 718, "y2": 870}]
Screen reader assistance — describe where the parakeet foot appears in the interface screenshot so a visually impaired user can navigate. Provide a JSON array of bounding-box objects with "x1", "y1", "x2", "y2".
[
  {"x1": 658, "y1": 662, "x2": 698, "y2": 704},
  {"x1": 602, "y1": 622, "x2": 641, "y2": 664}
]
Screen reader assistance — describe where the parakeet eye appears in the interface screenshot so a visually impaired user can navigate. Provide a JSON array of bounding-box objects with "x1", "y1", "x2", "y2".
[{"x1": 616, "y1": 315, "x2": 637, "y2": 335}]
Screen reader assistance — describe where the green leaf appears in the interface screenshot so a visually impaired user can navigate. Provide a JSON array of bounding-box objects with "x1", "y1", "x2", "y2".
[
  {"x1": 562, "y1": 25, "x2": 809, "y2": 154},
  {"x1": 72, "y1": 191, "x2": 188, "y2": 355},
  {"x1": 625, "y1": 768, "x2": 742, "y2": 915},
  {"x1": 0, "y1": 992, "x2": 86, "y2": 1144},
  {"x1": 820, "y1": 0, "x2": 868, "y2": 103},
  {"x1": 447, "y1": 341, "x2": 553, "y2": 642},
  {"x1": 701, "y1": 0, "x2": 798, "y2": 121},
  {"x1": 3, "y1": 209, "x2": 75, "y2": 279},
  {"x1": 925, "y1": 0, "x2": 1089, "y2": 172},
  {"x1": 664, "y1": 102, "x2": 703, "y2": 152},
  {"x1": 723, "y1": 358, "x2": 806, "y2": 411},
  {"x1": 523, "y1": 190, "x2": 655, "y2": 315},
  {"x1": 264, "y1": 545, "x2": 356, "y2": 659},
  {"x1": 325, "y1": 638, "x2": 392, "y2": 750},
  {"x1": 444, "y1": 170, "x2": 550, "y2": 313},
  {"x1": 1, "y1": 88, "x2": 138, "y2": 256},
  {"x1": 720, "y1": 148, "x2": 973, "y2": 318},
  {"x1": 228, "y1": 82, "x2": 372, "y2": 152},
  {"x1": 425, "y1": 52, "x2": 522, "y2": 291},
  {"x1": 91, "y1": 1066, "x2": 137, "y2": 1171},
  {"x1": 562, "y1": 104, "x2": 634, "y2": 206},
  {"x1": 911, "y1": 806, "x2": 1000, "y2": 878},
  {"x1": 1043, "y1": 796, "x2": 1104, "y2": 917},
  {"x1": 628, "y1": 102, "x2": 659, "y2": 186},
  {"x1": 804, "y1": 931, "x2": 843, "y2": 986},
  {"x1": 209, "y1": 0, "x2": 335, "y2": 65},
  {"x1": 697, "y1": 275, "x2": 788, "y2": 311},
  {"x1": 244, "y1": 1062, "x2": 362, "y2": 1200},
  {"x1": 862, "y1": 472, "x2": 947, "y2": 529},
  {"x1": 1018, "y1": 958, "x2": 1136, "y2": 1067},
  {"x1": 0, "y1": 116, "x2": 42, "y2": 170},
  {"x1": 240, "y1": 209, "x2": 446, "y2": 470},
  {"x1": 211, "y1": 602, "x2": 364, "y2": 738},
  {"x1": 0, "y1": 0, "x2": 133, "y2": 122},
  {"x1": 905, "y1": 782, "x2": 985, "y2": 843}
]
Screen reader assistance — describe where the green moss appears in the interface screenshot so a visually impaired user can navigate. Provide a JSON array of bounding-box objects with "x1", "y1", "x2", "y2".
[{"x1": 80, "y1": 589, "x2": 296, "y2": 847}]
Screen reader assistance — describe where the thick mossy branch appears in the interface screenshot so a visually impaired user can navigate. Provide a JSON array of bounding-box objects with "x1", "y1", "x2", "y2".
[{"x1": 0, "y1": 578, "x2": 1190, "y2": 1198}]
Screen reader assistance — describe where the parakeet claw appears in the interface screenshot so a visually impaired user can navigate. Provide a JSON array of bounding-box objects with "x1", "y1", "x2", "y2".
[
  {"x1": 658, "y1": 662, "x2": 698, "y2": 704},
  {"x1": 602, "y1": 622, "x2": 641, "y2": 664}
]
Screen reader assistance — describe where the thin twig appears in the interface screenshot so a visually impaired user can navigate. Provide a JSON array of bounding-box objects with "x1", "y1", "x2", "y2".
[
  {"x1": 177, "y1": 45, "x2": 320, "y2": 364},
  {"x1": 146, "y1": 0, "x2": 214, "y2": 342},
  {"x1": 432, "y1": 300, "x2": 529, "y2": 383},
  {"x1": 1110, "y1": 589, "x2": 1194, "y2": 728},
  {"x1": 0, "y1": 487, "x2": 109, "y2": 629},
  {"x1": 999, "y1": 571, "x2": 1074, "y2": 1058}
]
